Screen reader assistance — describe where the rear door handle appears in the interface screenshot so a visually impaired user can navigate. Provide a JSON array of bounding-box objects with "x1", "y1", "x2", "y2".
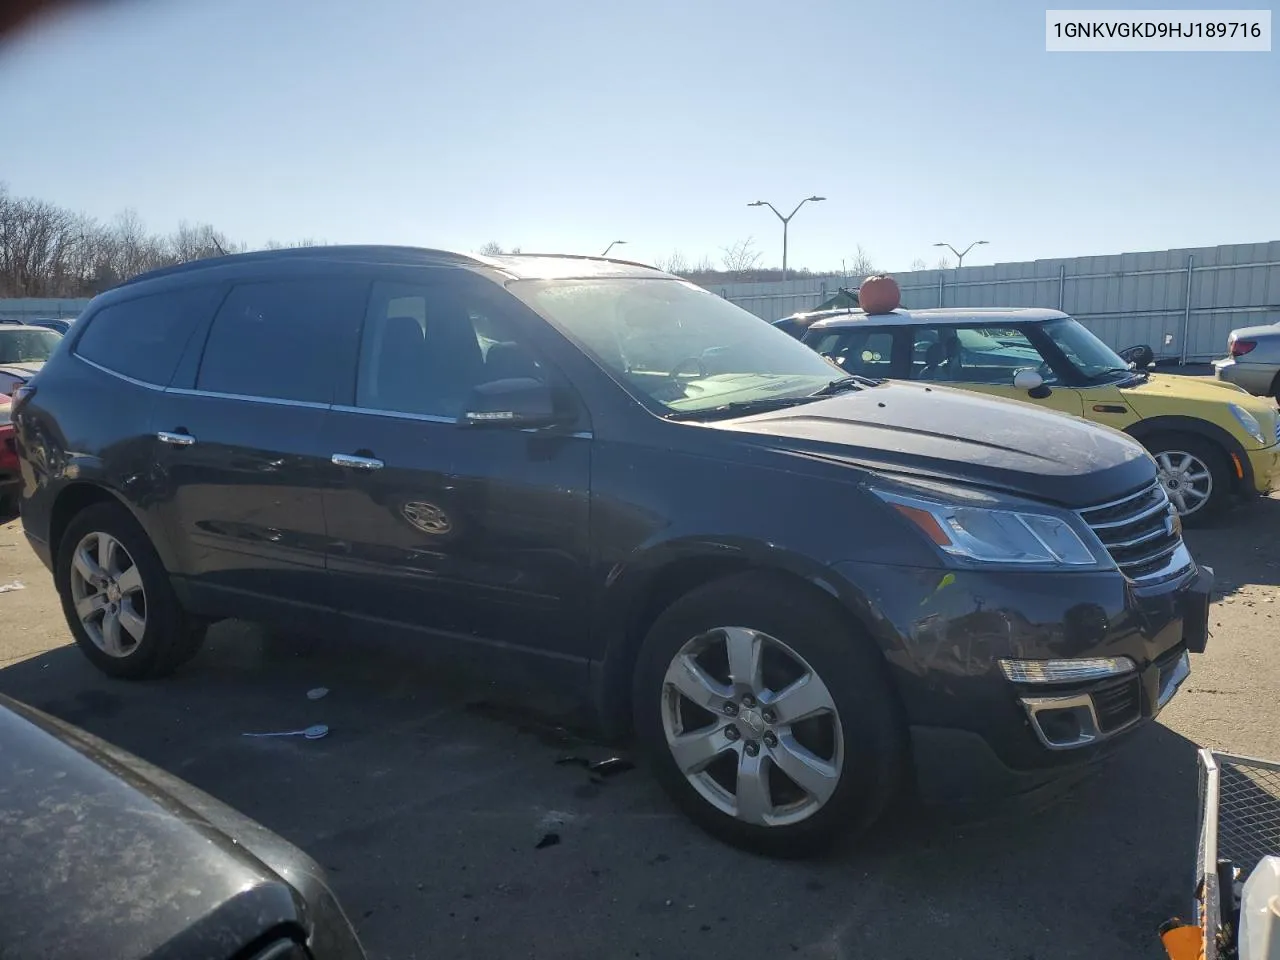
[
  {"x1": 331, "y1": 453, "x2": 384, "y2": 471},
  {"x1": 157, "y1": 431, "x2": 196, "y2": 446}
]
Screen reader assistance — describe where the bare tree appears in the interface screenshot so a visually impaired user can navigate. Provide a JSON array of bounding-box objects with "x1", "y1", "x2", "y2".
[
  {"x1": 477, "y1": 241, "x2": 522, "y2": 256},
  {"x1": 169, "y1": 221, "x2": 243, "y2": 262},
  {"x1": 0, "y1": 183, "x2": 321, "y2": 296},
  {"x1": 720, "y1": 237, "x2": 762, "y2": 277},
  {"x1": 844, "y1": 244, "x2": 878, "y2": 278},
  {"x1": 909, "y1": 257, "x2": 929, "y2": 271},
  {"x1": 655, "y1": 250, "x2": 690, "y2": 275},
  {"x1": 935, "y1": 255, "x2": 952, "y2": 270},
  {"x1": 263, "y1": 237, "x2": 321, "y2": 250}
]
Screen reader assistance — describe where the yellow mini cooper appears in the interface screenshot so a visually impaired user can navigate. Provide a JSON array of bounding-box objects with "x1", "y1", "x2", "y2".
[{"x1": 794, "y1": 307, "x2": 1279, "y2": 525}]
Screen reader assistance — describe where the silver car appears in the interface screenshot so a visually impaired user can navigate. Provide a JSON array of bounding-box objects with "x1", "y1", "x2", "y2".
[{"x1": 1214, "y1": 322, "x2": 1280, "y2": 398}]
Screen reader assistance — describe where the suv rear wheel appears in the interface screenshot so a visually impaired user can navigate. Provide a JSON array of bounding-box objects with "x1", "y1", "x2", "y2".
[
  {"x1": 56, "y1": 502, "x2": 205, "y2": 679},
  {"x1": 632, "y1": 572, "x2": 905, "y2": 857}
]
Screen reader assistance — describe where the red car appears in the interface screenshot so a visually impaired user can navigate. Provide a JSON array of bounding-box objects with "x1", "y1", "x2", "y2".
[{"x1": 0, "y1": 398, "x2": 18, "y2": 515}]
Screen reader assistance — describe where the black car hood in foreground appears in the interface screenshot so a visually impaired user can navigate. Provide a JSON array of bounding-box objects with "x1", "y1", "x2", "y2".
[
  {"x1": 0, "y1": 695, "x2": 366, "y2": 960},
  {"x1": 716, "y1": 381, "x2": 1153, "y2": 507}
]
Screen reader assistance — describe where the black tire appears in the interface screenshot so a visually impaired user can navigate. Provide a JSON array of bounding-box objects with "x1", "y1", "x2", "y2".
[
  {"x1": 55, "y1": 501, "x2": 206, "y2": 679},
  {"x1": 632, "y1": 572, "x2": 906, "y2": 858},
  {"x1": 1142, "y1": 433, "x2": 1233, "y2": 528}
]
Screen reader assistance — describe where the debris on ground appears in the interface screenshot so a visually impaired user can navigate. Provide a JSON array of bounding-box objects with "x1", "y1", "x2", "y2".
[
  {"x1": 588, "y1": 756, "x2": 634, "y2": 777},
  {"x1": 242, "y1": 723, "x2": 330, "y2": 740},
  {"x1": 534, "y1": 832, "x2": 560, "y2": 850},
  {"x1": 307, "y1": 687, "x2": 330, "y2": 700},
  {"x1": 537, "y1": 809, "x2": 576, "y2": 830},
  {"x1": 555, "y1": 754, "x2": 635, "y2": 776},
  {"x1": 0, "y1": 580, "x2": 25, "y2": 594}
]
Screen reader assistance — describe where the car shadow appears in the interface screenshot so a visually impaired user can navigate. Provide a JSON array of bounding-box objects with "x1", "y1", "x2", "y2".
[
  {"x1": 0, "y1": 623, "x2": 1205, "y2": 960},
  {"x1": 1186, "y1": 494, "x2": 1280, "y2": 599}
]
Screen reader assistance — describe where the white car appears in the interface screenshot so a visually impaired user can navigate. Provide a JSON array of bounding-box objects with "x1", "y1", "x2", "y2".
[{"x1": 0, "y1": 324, "x2": 62, "y2": 399}]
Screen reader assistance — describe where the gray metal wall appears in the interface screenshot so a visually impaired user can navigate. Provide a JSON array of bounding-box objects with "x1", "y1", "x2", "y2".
[
  {"x1": 705, "y1": 241, "x2": 1280, "y2": 362},
  {"x1": 0, "y1": 298, "x2": 91, "y2": 322}
]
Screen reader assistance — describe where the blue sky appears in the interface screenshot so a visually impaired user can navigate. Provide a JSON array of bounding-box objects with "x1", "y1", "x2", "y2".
[{"x1": 0, "y1": 0, "x2": 1275, "y2": 273}]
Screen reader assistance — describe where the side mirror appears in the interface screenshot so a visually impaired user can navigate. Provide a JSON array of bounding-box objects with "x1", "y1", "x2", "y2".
[
  {"x1": 1013, "y1": 369, "x2": 1044, "y2": 391},
  {"x1": 1118, "y1": 344, "x2": 1155, "y2": 369},
  {"x1": 461, "y1": 377, "x2": 560, "y2": 428},
  {"x1": 1013, "y1": 368, "x2": 1053, "y2": 400}
]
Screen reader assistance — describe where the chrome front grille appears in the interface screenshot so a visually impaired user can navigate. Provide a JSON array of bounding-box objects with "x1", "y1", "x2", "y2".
[{"x1": 1079, "y1": 479, "x2": 1192, "y2": 583}]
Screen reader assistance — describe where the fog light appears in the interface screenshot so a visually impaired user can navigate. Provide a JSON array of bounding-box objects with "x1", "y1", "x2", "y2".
[
  {"x1": 999, "y1": 657, "x2": 1136, "y2": 684},
  {"x1": 1036, "y1": 707, "x2": 1083, "y2": 745}
]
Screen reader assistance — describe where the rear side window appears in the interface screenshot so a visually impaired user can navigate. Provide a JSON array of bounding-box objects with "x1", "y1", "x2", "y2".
[
  {"x1": 809, "y1": 329, "x2": 895, "y2": 378},
  {"x1": 196, "y1": 278, "x2": 367, "y2": 404},
  {"x1": 75, "y1": 286, "x2": 223, "y2": 386}
]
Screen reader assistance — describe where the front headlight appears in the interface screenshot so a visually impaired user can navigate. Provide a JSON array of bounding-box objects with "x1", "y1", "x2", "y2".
[
  {"x1": 873, "y1": 485, "x2": 1109, "y2": 569},
  {"x1": 999, "y1": 657, "x2": 1136, "y2": 684},
  {"x1": 1229, "y1": 403, "x2": 1266, "y2": 444}
]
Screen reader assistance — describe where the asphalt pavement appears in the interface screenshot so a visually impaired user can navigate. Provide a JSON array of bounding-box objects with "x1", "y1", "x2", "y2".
[{"x1": 1, "y1": 495, "x2": 1278, "y2": 960}]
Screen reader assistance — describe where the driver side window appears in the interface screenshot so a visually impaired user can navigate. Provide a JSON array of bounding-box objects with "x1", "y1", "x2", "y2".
[
  {"x1": 355, "y1": 280, "x2": 546, "y2": 419},
  {"x1": 909, "y1": 325, "x2": 1054, "y2": 385}
]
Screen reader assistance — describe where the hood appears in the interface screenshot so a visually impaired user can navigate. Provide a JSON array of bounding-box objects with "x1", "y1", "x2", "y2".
[
  {"x1": 714, "y1": 381, "x2": 1153, "y2": 508},
  {"x1": 1123, "y1": 372, "x2": 1277, "y2": 418},
  {"x1": 0, "y1": 360, "x2": 44, "y2": 379},
  {"x1": 0, "y1": 696, "x2": 365, "y2": 960}
]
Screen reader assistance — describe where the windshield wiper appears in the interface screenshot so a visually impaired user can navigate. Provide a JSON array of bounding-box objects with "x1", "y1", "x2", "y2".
[
  {"x1": 1092, "y1": 366, "x2": 1145, "y2": 382},
  {"x1": 810, "y1": 374, "x2": 882, "y2": 396},
  {"x1": 665, "y1": 395, "x2": 820, "y2": 421}
]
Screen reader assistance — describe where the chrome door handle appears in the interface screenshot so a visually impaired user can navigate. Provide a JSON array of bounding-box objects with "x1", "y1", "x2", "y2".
[
  {"x1": 157, "y1": 431, "x2": 196, "y2": 446},
  {"x1": 331, "y1": 453, "x2": 384, "y2": 471}
]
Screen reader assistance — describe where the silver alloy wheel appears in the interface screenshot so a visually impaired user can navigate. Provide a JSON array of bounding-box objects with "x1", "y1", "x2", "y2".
[
  {"x1": 68, "y1": 531, "x2": 147, "y2": 658},
  {"x1": 1155, "y1": 450, "x2": 1214, "y2": 517},
  {"x1": 660, "y1": 626, "x2": 843, "y2": 828}
]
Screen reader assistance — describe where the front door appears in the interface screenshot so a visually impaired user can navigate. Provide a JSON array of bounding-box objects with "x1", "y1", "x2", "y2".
[
  {"x1": 320, "y1": 272, "x2": 593, "y2": 668},
  {"x1": 906, "y1": 323, "x2": 1086, "y2": 416},
  {"x1": 155, "y1": 274, "x2": 368, "y2": 635}
]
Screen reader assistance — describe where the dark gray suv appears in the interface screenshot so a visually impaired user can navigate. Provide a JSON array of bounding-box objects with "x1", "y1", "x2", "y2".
[{"x1": 13, "y1": 246, "x2": 1211, "y2": 856}]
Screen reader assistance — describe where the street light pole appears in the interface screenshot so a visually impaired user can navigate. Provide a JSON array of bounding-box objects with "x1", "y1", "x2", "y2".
[
  {"x1": 933, "y1": 240, "x2": 989, "y2": 269},
  {"x1": 747, "y1": 195, "x2": 826, "y2": 282},
  {"x1": 601, "y1": 240, "x2": 627, "y2": 257}
]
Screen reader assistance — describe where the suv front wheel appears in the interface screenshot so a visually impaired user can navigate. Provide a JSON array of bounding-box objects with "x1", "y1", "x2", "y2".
[
  {"x1": 632, "y1": 572, "x2": 906, "y2": 857},
  {"x1": 56, "y1": 502, "x2": 206, "y2": 679}
]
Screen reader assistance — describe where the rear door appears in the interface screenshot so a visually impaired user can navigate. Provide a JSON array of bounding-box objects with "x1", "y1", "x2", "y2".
[
  {"x1": 155, "y1": 271, "x2": 367, "y2": 634},
  {"x1": 320, "y1": 269, "x2": 593, "y2": 664}
]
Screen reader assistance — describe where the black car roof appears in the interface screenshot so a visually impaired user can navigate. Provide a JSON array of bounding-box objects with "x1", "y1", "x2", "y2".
[{"x1": 120, "y1": 245, "x2": 670, "y2": 288}]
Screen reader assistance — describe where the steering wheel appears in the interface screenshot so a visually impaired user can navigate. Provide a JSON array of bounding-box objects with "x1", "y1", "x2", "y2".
[{"x1": 669, "y1": 355, "x2": 708, "y2": 384}]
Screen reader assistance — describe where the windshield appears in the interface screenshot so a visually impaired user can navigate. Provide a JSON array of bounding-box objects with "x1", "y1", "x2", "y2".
[
  {"x1": 1040, "y1": 317, "x2": 1129, "y2": 379},
  {"x1": 0, "y1": 329, "x2": 60, "y2": 365},
  {"x1": 510, "y1": 278, "x2": 843, "y2": 414}
]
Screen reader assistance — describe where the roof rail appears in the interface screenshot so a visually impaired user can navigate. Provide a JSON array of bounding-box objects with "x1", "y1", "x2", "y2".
[
  {"x1": 119, "y1": 245, "x2": 487, "y2": 287},
  {"x1": 484, "y1": 251, "x2": 662, "y2": 272}
]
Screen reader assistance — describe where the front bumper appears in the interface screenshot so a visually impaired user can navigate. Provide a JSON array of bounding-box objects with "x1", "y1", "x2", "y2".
[
  {"x1": 1244, "y1": 442, "x2": 1280, "y2": 495},
  {"x1": 831, "y1": 559, "x2": 1212, "y2": 803}
]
